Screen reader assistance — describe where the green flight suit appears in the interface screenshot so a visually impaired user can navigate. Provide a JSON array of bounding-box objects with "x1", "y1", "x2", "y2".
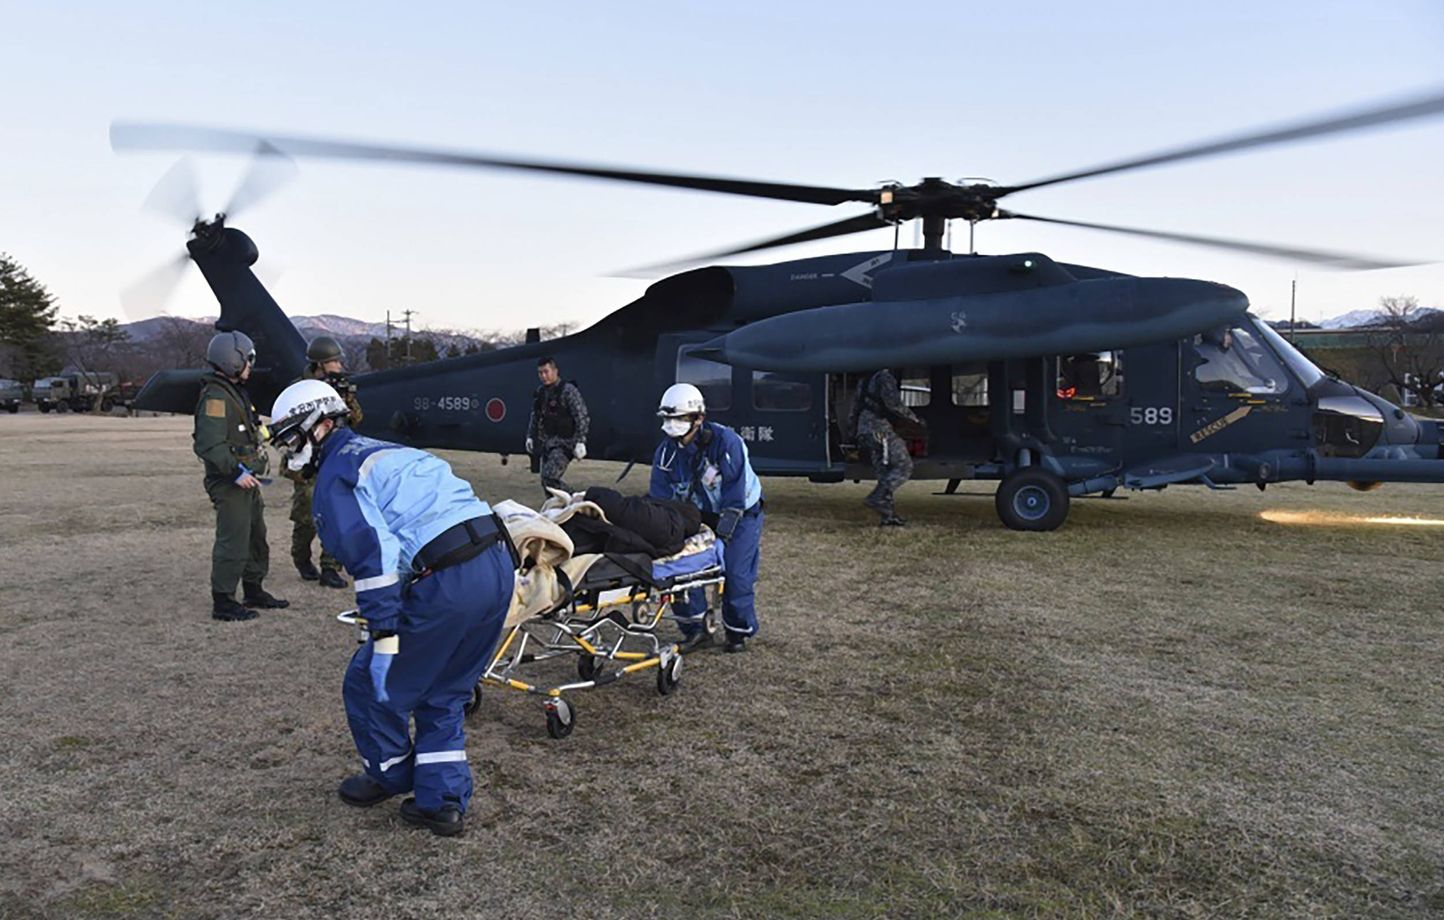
[
  {"x1": 193, "y1": 373, "x2": 271, "y2": 596},
  {"x1": 282, "y1": 369, "x2": 364, "y2": 573}
]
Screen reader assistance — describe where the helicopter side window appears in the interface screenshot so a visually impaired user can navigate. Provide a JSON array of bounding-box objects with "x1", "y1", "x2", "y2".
[
  {"x1": 752, "y1": 370, "x2": 812, "y2": 412},
  {"x1": 952, "y1": 366, "x2": 989, "y2": 406},
  {"x1": 676, "y1": 346, "x2": 732, "y2": 411},
  {"x1": 1192, "y1": 324, "x2": 1288, "y2": 395},
  {"x1": 899, "y1": 367, "x2": 930, "y2": 408},
  {"x1": 1056, "y1": 351, "x2": 1122, "y2": 399}
]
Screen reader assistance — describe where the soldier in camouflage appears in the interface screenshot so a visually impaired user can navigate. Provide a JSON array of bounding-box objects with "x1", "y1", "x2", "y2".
[
  {"x1": 283, "y1": 336, "x2": 364, "y2": 588},
  {"x1": 525, "y1": 356, "x2": 589, "y2": 497},
  {"x1": 193, "y1": 331, "x2": 289, "y2": 621},
  {"x1": 852, "y1": 368, "x2": 924, "y2": 527}
]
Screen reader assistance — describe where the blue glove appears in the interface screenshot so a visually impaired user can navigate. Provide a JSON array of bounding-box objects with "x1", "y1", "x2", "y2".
[{"x1": 369, "y1": 632, "x2": 398, "y2": 703}]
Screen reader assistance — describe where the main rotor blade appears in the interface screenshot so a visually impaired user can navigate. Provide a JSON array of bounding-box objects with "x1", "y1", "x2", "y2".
[
  {"x1": 120, "y1": 252, "x2": 192, "y2": 319},
  {"x1": 622, "y1": 211, "x2": 893, "y2": 276},
  {"x1": 1003, "y1": 86, "x2": 1444, "y2": 195},
  {"x1": 1001, "y1": 210, "x2": 1421, "y2": 270},
  {"x1": 141, "y1": 157, "x2": 202, "y2": 225},
  {"x1": 111, "y1": 122, "x2": 873, "y2": 207},
  {"x1": 225, "y1": 141, "x2": 298, "y2": 218}
]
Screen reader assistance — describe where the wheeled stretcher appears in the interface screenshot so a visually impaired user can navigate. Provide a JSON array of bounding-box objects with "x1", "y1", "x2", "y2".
[{"x1": 471, "y1": 533, "x2": 726, "y2": 739}]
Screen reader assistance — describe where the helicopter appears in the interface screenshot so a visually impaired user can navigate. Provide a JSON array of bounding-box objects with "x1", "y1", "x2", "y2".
[{"x1": 111, "y1": 87, "x2": 1444, "y2": 531}]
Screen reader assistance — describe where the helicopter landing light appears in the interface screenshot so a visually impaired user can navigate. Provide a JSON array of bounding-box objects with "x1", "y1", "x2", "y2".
[{"x1": 1258, "y1": 510, "x2": 1444, "y2": 527}]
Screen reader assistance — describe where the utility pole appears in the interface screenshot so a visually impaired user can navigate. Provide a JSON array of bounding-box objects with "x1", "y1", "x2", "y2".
[
  {"x1": 402, "y1": 309, "x2": 418, "y2": 364},
  {"x1": 1289, "y1": 278, "x2": 1298, "y2": 343},
  {"x1": 384, "y1": 310, "x2": 393, "y2": 370}
]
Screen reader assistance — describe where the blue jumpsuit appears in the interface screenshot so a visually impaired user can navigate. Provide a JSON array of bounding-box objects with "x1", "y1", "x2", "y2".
[
  {"x1": 649, "y1": 421, "x2": 764, "y2": 639},
  {"x1": 312, "y1": 428, "x2": 514, "y2": 814}
]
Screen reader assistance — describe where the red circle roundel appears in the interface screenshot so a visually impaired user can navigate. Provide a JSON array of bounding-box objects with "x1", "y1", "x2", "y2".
[{"x1": 485, "y1": 398, "x2": 506, "y2": 422}]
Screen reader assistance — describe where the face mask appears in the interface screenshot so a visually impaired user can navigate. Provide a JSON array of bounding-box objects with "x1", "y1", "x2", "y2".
[
  {"x1": 660, "y1": 417, "x2": 693, "y2": 438},
  {"x1": 285, "y1": 441, "x2": 314, "y2": 472}
]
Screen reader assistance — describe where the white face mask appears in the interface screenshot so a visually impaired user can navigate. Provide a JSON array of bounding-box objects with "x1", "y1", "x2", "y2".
[
  {"x1": 660, "y1": 417, "x2": 693, "y2": 438},
  {"x1": 285, "y1": 441, "x2": 314, "y2": 472}
]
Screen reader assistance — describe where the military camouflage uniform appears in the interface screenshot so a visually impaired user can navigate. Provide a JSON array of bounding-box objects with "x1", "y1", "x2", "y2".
[
  {"x1": 853, "y1": 369, "x2": 920, "y2": 521},
  {"x1": 193, "y1": 373, "x2": 271, "y2": 595},
  {"x1": 282, "y1": 367, "x2": 364, "y2": 574},
  {"x1": 527, "y1": 380, "x2": 589, "y2": 496}
]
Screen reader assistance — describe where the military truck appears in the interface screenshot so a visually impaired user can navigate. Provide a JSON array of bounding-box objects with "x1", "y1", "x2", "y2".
[
  {"x1": 33, "y1": 373, "x2": 123, "y2": 413},
  {"x1": 0, "y1": 378, "x2": 23, "y2": 413}
]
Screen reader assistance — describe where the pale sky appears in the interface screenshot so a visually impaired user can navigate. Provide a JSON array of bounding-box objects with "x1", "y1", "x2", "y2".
[{"x1": 3, "y1": 0, "x2": 1442, "y2": 332}]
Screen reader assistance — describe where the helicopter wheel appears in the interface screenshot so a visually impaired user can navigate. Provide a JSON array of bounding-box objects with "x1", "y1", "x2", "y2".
[
  {"x1": 463, "y1": 684, "x2": 483, "y2": 718},
  {"x1": 996, "y1": 469, "x2": 1070, "y2": 532}
]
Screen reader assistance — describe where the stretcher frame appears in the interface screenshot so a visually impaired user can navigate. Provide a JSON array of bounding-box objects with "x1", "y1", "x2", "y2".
[{"x1": 471, "y1": 562, "x2": 726, "y2": 739}]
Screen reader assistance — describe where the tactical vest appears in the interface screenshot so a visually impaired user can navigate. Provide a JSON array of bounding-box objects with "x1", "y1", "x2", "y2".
[
  {"x1": 534, "y1": 382, "x2": 577, "y2": 439},
  {"x1": 197, "y1": 375, "x2": 269, "y2": 478}
]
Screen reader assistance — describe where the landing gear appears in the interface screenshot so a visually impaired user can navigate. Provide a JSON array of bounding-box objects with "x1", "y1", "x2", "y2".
[
  {"x1": 995, "y1": 468, "x2": 1070, "y2": 531},
  {"x1": 544, "y1": 698, "x2": 575, "y2": 739}
]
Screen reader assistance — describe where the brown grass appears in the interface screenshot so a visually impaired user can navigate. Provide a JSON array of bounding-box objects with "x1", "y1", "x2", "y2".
[{"x1": 1, "y1": 414, "x2": 1441, "y2": 919}]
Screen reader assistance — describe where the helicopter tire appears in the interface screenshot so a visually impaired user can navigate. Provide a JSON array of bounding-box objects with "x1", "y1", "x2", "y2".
[{"x1": 996, "y1": 469, "x2": 1070, "y2": 532}]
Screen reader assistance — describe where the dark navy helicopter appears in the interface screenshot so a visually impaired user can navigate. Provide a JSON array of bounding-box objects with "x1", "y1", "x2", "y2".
[{"x1": 112, "y1": 87, "x2": 1444, "y2": 530}]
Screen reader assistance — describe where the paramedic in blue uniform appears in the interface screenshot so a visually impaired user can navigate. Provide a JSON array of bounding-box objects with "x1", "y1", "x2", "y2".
[
  {"x1": 269, "y1": 379, "x2": 515, "y2": 837},
  {"x1": 649, "y1": 383, "x2": 764, "y2": 653}
]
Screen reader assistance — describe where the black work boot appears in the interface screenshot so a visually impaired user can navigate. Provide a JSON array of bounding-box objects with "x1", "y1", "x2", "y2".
[
  {"x1": 338, "y1": 774, "x2": 394, "y2": 808},
  {"x1": 242, "y1": 583, "x2": 290, "y2": 609},
  {"x1": 399, "y1": 798, "x2": 465, "y2": 837},
  {"x1": 724, "y1": 634, "x2": 748, "y2": 654},
  {"x1": 296, "y1": 559, "x2": 321, "y2": 581},
  {"x1": 212, "y1": 592, "x2": 258, "y2": 622},
  {"x1": 318, "y1": 568, "x2": 348, "y2": 589},
  {"x1": 880, "y1": 515, "x2": 908, "y2": 527}
]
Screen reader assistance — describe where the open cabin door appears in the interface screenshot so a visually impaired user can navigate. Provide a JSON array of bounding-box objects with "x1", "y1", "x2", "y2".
[{"x1": 656, "y1": 332, "x2": 829, "y2": 477}]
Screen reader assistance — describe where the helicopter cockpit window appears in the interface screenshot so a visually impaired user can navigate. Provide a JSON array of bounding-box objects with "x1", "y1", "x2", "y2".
[
  {"x1": 1253, "y1": 318, "x2": 1325, "y2": 389},
  {"x1": 677, "y1": 346, "x2": 732, "y2": 411},
  {"x1": 1056, "y1": 351, "x2": 1122, "y2": 399},
  {"x1": 752, "y1": 370, "x2": 812, "y2": 412},
  {"x1": 1191, "y1": 323, "x2": 1289, "y2": 395}
]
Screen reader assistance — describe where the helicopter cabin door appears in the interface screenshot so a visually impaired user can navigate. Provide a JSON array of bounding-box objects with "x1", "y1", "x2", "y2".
[
  {"x1": 1048, "y1": 349, "x2": 1140, "y2": 461},
  {"x1": 656, "y1": 333, "x2": 830, "y2": 477}
]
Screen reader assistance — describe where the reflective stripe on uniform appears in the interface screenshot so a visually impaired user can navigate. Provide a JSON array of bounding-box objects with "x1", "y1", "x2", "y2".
[
  {"x1": 356, "y1": 572, "x2": 400, "y2": 592},
  {"x1": 379, "y1": 751, "x2": 410, "y2": 772},
  {"x1": 358, "y1": 448, "x2": 407, "y2": 483},
  {"x1": 414, "y1": 750, "x2": 467, "y2": 766}
]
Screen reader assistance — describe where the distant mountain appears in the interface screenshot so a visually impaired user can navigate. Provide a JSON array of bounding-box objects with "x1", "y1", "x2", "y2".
[{"x1": 1317, "y1": 307, "x2": 1442, "y2": 329}]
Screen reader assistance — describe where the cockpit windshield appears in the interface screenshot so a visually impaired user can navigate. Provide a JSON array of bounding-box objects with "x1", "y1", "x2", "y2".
[{"x1": 1252, "y1": 318, "x2": 1326, "y2": 389}]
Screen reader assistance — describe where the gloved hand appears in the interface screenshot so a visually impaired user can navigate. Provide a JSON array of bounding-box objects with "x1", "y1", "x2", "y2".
[
  {"x1": 716, "y1": 506, "x2": 743, "y2": 542},
  {"x1": 525, "y1": 437, "x2": 534, "y2": 454},
  {"x1": 369, "y1": 632, "x2": 399, "y2": 703},
  {"x1": 573, "y1": 442, "x2": 587, "y2": 461}
]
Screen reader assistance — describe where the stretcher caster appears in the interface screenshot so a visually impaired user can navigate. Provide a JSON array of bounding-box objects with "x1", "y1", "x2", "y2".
[
  {"x1": 545, "y1": 698, "x2": 575, "y2": 739},
  {"x1": 463, "y1": 684, "x2": 482, "y2": 717},
  {"x1": 577, "y1": 654, "x2": 603, "y2": 682},
  {"x1": 656, "y1": 651, "x2": 683, "y2": 696}
]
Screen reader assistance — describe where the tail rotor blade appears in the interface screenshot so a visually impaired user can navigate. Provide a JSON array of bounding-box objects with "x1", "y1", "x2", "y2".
[
  {"x1": 120, "y1": 252, "x2": 192, "y2": 320},
  {"x1": 224, "y1": 141, "x2": 298, "y2": 218},
  {"x1": 142, "y1": 157, "x2": 203, "y2": 225}
]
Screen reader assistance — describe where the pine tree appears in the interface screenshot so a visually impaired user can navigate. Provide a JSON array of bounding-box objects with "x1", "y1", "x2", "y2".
[{"x1": 0, "y1": 253, "x2": 60, "y2": 380}]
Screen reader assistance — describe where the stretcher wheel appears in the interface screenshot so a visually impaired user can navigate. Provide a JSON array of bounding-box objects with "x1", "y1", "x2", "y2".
[
  {"x1": 463, "y1": 684, "x2": 482, "y2": 717},
  {"x1": 656, "y1": 653, "x2": 683, "y2": 696},
  {"x1": 545, "y1": 698, "x2": 575, "y2": 739},
  {"x1": 577, "y1": 654, "x2": 603, "y2": 682}
]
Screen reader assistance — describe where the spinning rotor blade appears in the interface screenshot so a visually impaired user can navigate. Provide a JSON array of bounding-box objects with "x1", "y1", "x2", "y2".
[
  {"x1": 110, "y1": 122, "x2": 873, "y2": 206},
  {"x1": 624, "y1": 212, "x2": 893, "y2": 275},
  {"x1": 1004, "y1": 86, "x2": 1444, "y2": 195},
  {"x1": 224, "y1": 141, "x2": 298, "y2": 218},
  {"x1": 141, "y1": 157, "x2": 202, "y2": 225},
  {"x1": 1001, "y1": 210, "x2": 1420, "y2": 270},
  {"x1": 120, "y1": 251, "x2": 192, "y2": 319}
]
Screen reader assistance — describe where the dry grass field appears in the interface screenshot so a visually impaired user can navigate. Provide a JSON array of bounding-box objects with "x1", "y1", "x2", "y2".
[{"x1": 1, "y1": 414, "x2": 1441, "y2": 918}]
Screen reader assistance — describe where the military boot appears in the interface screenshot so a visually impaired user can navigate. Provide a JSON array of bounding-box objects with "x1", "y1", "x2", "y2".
[
  {"x1": 212, "y1": 592, "x2": 258, "y2": 622},
  {"x1": 242, "y1": 583, "x2": 290, "y2": 609},
  {"x1": 318, "y1": 568, "x2": 348, "y2": 589},
  {"x1": 295, "y1": 559, "x2": 321, "y2": 581}
]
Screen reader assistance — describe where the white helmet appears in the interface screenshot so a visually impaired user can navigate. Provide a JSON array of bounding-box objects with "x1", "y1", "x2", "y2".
[
  {"x1": 270, "y1": 380, "x2": 349, "y2": 468},
  {"x1": 657, "y1": 383, "x2": 706, "y2": 418}
]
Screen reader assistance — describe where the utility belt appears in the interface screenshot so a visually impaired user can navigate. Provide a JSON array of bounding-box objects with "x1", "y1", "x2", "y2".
[
  {"x1": 410, "y1": 513, "x2": 519, "y2": 579},
  {"x1": 745, "y1": 499, "x2": 765, "y2": 517}
]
